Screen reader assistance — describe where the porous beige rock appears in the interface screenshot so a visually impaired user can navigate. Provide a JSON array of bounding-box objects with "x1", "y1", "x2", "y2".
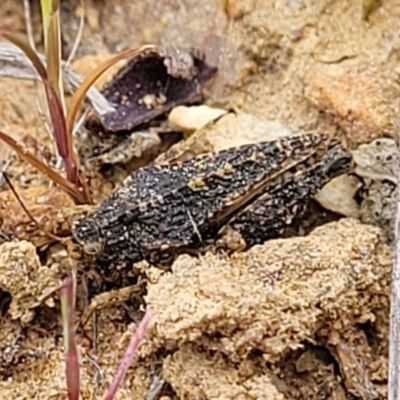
[
  {"x1": 304, "y1": 62, "x2": 399, "y2": 145},
  {"x1": 143, "y1": 219, "x2": 391, "y2": 365},
  {"x1": 156, "y1": 111, "x2": 293, "y2": 164},
  {"x1": 0, "y1": 240, "x2": 61, "y2": 325},
  {"x1": 352, "y1": 138, "x2": 397, "y2": 184},
  {"x1": 0, "y1": 318, "x2": 23, "y2": 376},
  {"x1": 164, "y1": 344, "x2": 287, "y2": 400},
  {"x1": 359, "y1": 180, "x2": 396, "y2": 243},
  {"x1": 168, "y1": 105, "x2": 228, "y2": 132},
  {"x1": 314, "y1": 174, "x2": 362, "y2": 218},
  {"x1": 0, "y1": 342, "x2": 94, "y2": 400},
  {"x1": 0, "y1": 186, "x2": 77, "y2": 248},
  {"x1": 0, "y1": 310, "x2": 157, "y2": 400},
  {"x1": 352, "y1": 137, "x2": 397, "y2": 242},
  {"x1": 329, "y1": 332, "x2": 379, "y2": 400}
]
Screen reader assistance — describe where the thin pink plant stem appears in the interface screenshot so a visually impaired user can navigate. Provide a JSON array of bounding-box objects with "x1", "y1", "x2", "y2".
[
  {"x1": 61, "y1": 277, "x2": 80, "y2": 400},
  {"x1": 104, "y1": 308, "x2": 155, "y2": 400}
]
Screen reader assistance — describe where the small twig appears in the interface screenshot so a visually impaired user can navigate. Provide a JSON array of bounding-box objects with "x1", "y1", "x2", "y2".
[
  {"x1": 23, "y1": 0, "x2": 36, "y2": 50},
  {"x1": 0, "y1": 163, "x2": 12, "y2": 241},
  {"x1": 72, "y1": 108, "x2": 89, "y2": 137},
  {"x1": 49, "y1": 157, "x2": 64, "y2": 189},
  {"x1": 145, "y1": 373, "x2": 165, "y2": 400},
  {"x1": 84, "y1": 352, "x2": 103, "y2": 387},
  {"x1": 0, "y1": 230, "x2": 11, "y2": 242},
  {"x1": 2, "y1": 171, "x2": 64, "y2": 243},
  {"x1": 65, "y1": 0, "x2": 85, "y2": 67},
  {"x1": 34, "y1": 92, "x2": 54, "y2": 138},
  {"x1": 2, "y1": 172, "x2": 40, "y2": 227},
  {"x1": 22, "y1": 0, "x2": 67, "y2": 168},
  {"x1": 383, "y1": 27, "x2": 400, "y2": 61},
  {"x1": 0, "y1": 159, "x2": 12, "y2": 190},
  {"x1": 36, "y1": 283, "x2": 64, "y2": 305},
  {"x1": 0, "y1": 42, "x2": 114, "y2": 115}
]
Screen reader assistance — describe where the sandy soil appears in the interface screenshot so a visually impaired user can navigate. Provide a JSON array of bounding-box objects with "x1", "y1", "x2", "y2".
[{"x1": 0, "y1": 0, "x2": 398, "y2": 399}]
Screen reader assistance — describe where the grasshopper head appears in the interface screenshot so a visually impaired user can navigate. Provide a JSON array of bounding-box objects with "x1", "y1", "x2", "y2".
[{"x1": 70, "y1": 214, "x2": 105, "y2": 258}]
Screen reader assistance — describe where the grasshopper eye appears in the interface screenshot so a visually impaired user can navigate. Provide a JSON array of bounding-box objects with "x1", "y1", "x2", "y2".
[
  {"x1": 71, "y1": 216, "x2": 104, "y2": 257},
  {"x1": 83, "y1": 240, "x2": 104, "y2": 255}
]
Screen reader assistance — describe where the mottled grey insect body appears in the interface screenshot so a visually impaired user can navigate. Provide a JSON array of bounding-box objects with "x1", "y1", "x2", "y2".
[{"x1": 71, "y1": 132, "x2": 353, "y2": 278}]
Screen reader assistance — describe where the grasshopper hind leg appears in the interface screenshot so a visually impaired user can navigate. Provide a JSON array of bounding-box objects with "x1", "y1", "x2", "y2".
[
  {"x1": 79, "y1": 284, "x2": 143, "y2": 330},
  {"x1": 217, "y1": 141, "x2": 352, "y2": 250}
]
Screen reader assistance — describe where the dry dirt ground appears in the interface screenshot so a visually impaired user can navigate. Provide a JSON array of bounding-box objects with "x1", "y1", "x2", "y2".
[{"x1": 0, "y1": 0, "x2": 399, "y2": 399}]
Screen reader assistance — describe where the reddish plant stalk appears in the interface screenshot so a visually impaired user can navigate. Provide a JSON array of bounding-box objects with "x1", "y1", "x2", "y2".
[
  {"x1": 104, "y1": 308, "x2": 155, "y2": 400},
  {"x1": 61, "y1": 277, "x2": 80, "y2": 400}
]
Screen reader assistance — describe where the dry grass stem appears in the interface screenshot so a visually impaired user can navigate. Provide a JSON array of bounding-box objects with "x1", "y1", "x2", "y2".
[{"x1": 388, "y1": 112, "x2": 400, "y2": 400}]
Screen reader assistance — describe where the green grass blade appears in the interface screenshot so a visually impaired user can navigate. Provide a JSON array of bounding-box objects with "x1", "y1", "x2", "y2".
[
  {"x1": 41, "y1": 0, "x2": 64, "y2": 106},
  {"x1": 40, "y1": 0, "x2": 52, "y2": 49}
]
